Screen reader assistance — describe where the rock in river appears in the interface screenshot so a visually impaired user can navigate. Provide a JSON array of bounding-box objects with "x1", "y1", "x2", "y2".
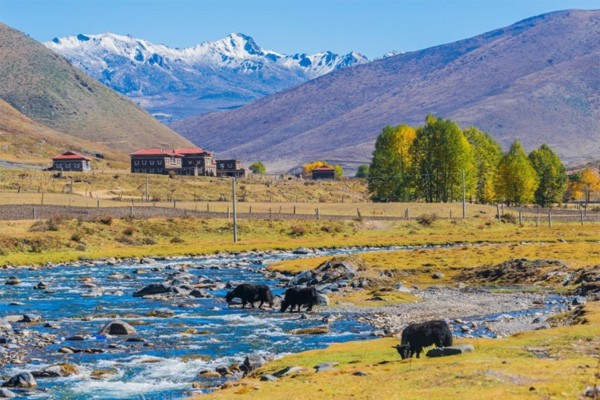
[
  {"x1": 2, "y1": 372, "x2": 37, "y2": 388},
  {"x1": 243, "y1": 354, "x2": 266, "y2": 373},
  {"x1": 133, "y1": 283, "x2": 173, "y2": 297},
  {"x1": 98, "y1": 320, "x2": 138, "y2": 336},
  {"x1": 0, "y1": 388, "x2": 16, "y2": 398}
]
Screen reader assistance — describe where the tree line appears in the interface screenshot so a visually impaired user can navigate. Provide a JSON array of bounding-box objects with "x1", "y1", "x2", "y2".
[{"x1": 364, "y1": 114, "x2": 583, "y2": 206}]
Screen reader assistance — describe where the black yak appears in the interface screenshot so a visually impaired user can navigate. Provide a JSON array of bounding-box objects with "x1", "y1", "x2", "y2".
[
  {"x1": 394, "y1": 320, "x2": 453, "y2": 359},
  {"x1": 225, "y1": 284, "x2": 274, "y2": 309},
  {"x1": 280, "y1": 287, "x2": 319, "y2": 313}
]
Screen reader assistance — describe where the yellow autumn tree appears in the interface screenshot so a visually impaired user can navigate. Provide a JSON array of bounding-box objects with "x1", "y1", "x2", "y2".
[
  {"x1": 302, "y1": 161, "x2": 329, "y2": 178},
  {"x1": 575, "y1": 167, "x2": 600, "y2": 205}
]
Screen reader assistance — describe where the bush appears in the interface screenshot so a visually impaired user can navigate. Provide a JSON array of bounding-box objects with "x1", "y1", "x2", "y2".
[
  {"x1": 75, "y1": 243, "x2": 87, "y2": 251},
  {"x1": 118, "y1": 236, "x2": 138, "y2": 245},
  {"x1": 70, "y1": 232, "x2": 83, "y2": 242},
  {"x1": 142, "y1": 237, "x2": 157, "y2": 245},
  {"x1": 416, "y1": 213, "x2": 437, "y2": 226},
  {"x1": 170, "y1": 236, "x2": 184, "y2": 243},
  {"x1": 290, "y1": 225, "x2": 307, "y2": 236},
  {"x1": 95, "y1": 214, "x2": 113, "y2": 225},
  {"x1": 500, "y1": 213, "x2": 518, "y2": 224},
  {"x1": 123, "y1": 227, "x2": 135, "y2": 236},
  {"x1": 168, "y1": 170, "x2": 177, "y2": 179}
]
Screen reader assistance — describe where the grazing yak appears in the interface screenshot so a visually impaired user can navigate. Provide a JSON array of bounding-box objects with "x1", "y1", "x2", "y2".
[
  {"x1": 225, "y1": 284, "x2": 275, "y2": 310},
  {"x1": 280, "y1": 287, "x2": 319, "y2": 313},
  {"x1": 394, "y1": 320, "x2": 453, "y2": 359}
]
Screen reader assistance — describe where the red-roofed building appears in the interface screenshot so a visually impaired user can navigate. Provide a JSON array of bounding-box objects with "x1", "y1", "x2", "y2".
[
  {"x1": 130, "y1": 149, "x2": 182, "y2": 174},
  {"x1": 312, "y1": 166, "x2": 335, "y2": 180},
  {"x1": 51, "y1": 151, "x2": 91, "y2": 172}
]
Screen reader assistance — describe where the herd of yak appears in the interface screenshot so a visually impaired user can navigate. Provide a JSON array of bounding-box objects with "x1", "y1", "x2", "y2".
[{"x1": 225, "y1": 283, "x2": 453, "y2": 359}]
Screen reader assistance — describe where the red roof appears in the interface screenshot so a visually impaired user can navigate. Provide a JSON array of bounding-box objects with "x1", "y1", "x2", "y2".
[
  {"x1": 52, "y1": 151, "x2": 91, "y2": 161},
  {"x1": 313, "y1": 167, "x2": 335, "y2": 171},
  {"x1": 129, "y1": 149, "x2": 183, "y2": 157}
]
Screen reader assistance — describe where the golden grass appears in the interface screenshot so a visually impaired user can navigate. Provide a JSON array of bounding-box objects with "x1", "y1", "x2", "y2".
[{"x1": 197, "y1": 303, "x2": 600, "y2": 400}]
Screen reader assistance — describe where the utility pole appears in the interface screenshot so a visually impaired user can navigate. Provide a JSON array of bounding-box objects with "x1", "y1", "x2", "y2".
[
  {"x1": 462, "y1": 169, "x2": 466, "y2": 219},
  {"x1": 145, "y1": 175, "x2": 149, "y2": 202},
  {"x1": 232, "y1": 177, "x2": 238, "y2": 243}
]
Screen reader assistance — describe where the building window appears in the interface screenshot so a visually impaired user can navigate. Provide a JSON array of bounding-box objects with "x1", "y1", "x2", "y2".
[
  {"x1": 55, "y1": 162, "x2": 62, "y2": 169},
  {"x1": 134, "y1": 168, "x2": 139, "y2": 173},
  {"x1": 157, "y1": 168, "x2": 162, "y2": 173},
  {"x1": 150, "y1": 168, "x2": 154, "y2": 173},
  {"x1": 142, "y1": 160, "x2": 147, "y2": 166},
  {"x1": 65, "y1": 163, "x2": 71, "y2": 168},
  {"x1": 157, "y1": 160, "x2": 162, "y2": 165},
  {"x1": 150, "y1": 160, "x2": 155, "y2": 165},
  {"x1": 134, "y1": 160, "x2": 139, "y2": 166}
]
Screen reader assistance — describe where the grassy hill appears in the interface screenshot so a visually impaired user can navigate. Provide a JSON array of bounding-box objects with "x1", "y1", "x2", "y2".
[
  {"x1": 0, "y1": 22, "x2": 192, "y2": 153},
  {"x1": 172, "y1": 9, "x2": 600, "y2": 172},
  {"x1": 0, "y1": 98, "x2": 128, "y2": 168}
]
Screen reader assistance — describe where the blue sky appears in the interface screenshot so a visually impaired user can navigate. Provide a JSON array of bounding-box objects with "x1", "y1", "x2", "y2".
[{"x1": 1, "y1": 0, "x2": 599, "y2": 58}]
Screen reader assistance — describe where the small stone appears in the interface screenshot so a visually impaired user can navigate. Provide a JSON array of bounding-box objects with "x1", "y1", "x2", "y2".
[
  {"x1": 432, "y1": 273, "x2": 445, "y2": 279},
  {"x1": 0, "y1": 388, "x2": 16, "y2": 398},
  {"x1": 274, "y1": 366, "x2": 302, "y2": 377},
  {"x1": 243, "y1": 354, "x2": 266, "y2": 373},
  {"x1": 20, "y1": 314, "x2": 41, "y2": 323},
  {"x1": 260, "y1": 374, "x2": 277, "y2": 381},
  {"x1": 352, "y1": 371, "x2": 369, "y2": 376},
  {"x1": 573, "y1": 296, "x2": 587, "y2": 305},
  {"x1": 426, "y1": 344, "x2": 474, "y2": 358}
]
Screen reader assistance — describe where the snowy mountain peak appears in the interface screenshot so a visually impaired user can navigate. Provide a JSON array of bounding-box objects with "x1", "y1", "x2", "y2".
[{"x1": 44, "y1": 32, "x2": 377, "y2": 122}]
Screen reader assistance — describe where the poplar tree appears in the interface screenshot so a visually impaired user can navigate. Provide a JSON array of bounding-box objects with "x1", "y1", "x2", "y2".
[
  {"x1": 495, "y1": 140, "x2": 538, "y2": 205},
  {"x1": 528, "y1": 144, "x2": 567, "y2": 206},
  {"x1": 411, "y1": 115, "x2": 474, "y2": 202},
  {"x1": 464, "y1": 127, "x2": 502, "y2": 203},
  {"x1": 368, "y1": 124, "x2": 416, "y2": 201}
]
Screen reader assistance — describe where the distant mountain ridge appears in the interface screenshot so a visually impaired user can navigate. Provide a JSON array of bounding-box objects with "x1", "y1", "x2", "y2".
[
  {"x1": 170, "y1": 9, "x2": 600, "y2": 173},
  {"x1": 0, "y1": 22, "x2": 192, "y2": 154},
  {"x1": 45, "y1": 32, "x2": 370, "y2": 122}
]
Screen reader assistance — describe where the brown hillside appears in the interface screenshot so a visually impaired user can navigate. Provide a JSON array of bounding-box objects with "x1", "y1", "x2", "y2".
[
  {"x1": 0, "y1": 22, "x2": 192, "y2": 153},
  {"x1": 171, "y1": 9, "x2": 600, "y2": 172},
  {"x1": 0, "y1": 98, "x2": 128, "y2": 167}
]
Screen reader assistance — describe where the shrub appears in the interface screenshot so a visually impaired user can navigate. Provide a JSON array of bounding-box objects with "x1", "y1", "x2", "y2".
[
  {"x1": 95, "y1": 214, "x2": 113, "y2": 225},
  {"x1": 70, "y1": 232, "x2": 83, "y2": 242},
  {"x1": 170, "y1": 236, "x2": 184, "y2": 243},
  {"x1": 290, "y1": 225, "x2": 307, "y2": 236},
  {"x1": 142, "y1": 237, "x2": 157, "y2": 245},
  {"x1": 75, "y1": 243, "x2": 87, "y2": 251},
  {"x1": 118, "y1": 236, "x2": 138, "y2": 245},
  {"x1": 168, "y1": 170, "x2": 177, "y2": 179},
  {"x1": 500, "y1": 213, "x2": 518, "y2": 224},
  {"x1": 123, "y1": 227, "x2": 135, "y2": 236},
  {"x1": 416, "y1": 213, "x2": 437, "y2": 226}
]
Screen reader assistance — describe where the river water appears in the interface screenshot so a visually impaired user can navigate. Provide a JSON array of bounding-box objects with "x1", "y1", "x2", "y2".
[{"x1": 0, "y1": 245, "x2": 571, "y2": 399}]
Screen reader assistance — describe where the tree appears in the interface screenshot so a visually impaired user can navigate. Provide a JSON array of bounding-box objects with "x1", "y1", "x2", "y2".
[
  {"x1": 368, "y1": 124, "x2": 416, "y2": 201},
  {"x1": 302, "y1": 161, "x2": 329, "y2": 178},
  {"x1": 411, "y1": 115, "x2": 475, "y2": 202},
  {"x1": 249, "y1": 161, "x2": 266, "y2": 174},
  {"x1": 464, "y1": 127, "x2": 502, "y2": 203},
  {"x1": 528, "y1": 144, "x2": 567, "y2": 206},
  {"x1": 355, "y1": 164, "x2": 369, "y2": 178},
  {"x1": 564, "y1": 172, "x2": 583, "y2": 202},
  {"x1": 575, "y1": 167, "x2": 600, "y2": 205},
  {"x1": 494, "y1": 140, "x2": 538, "y2": 205},
  {"x1": 333, "y1": 165, "x2": 343, "y2": 179}
]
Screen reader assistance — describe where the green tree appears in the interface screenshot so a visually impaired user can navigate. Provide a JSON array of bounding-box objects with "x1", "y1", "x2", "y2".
[
  {"x1": 528, "y1": 144, "x2": 567, "y2": 206},
  {"x1": 411, "y1": 115, "x2": 475, "y2": 202},
  {"x1": 368, "y1": 124, "x2": 416, "y2": 201},
  {"x1": 249, "y1": 161, "x2": 266, "y2": 174},
  {"x1": 355, "y1": 164, "x2": 369, "y2": 178},
  {"x1": 464, "y1": 127, "x2": 502, "y2": 203},
  {"x1": 494, "y1": 140, "x2": 538, "y2": 205}
]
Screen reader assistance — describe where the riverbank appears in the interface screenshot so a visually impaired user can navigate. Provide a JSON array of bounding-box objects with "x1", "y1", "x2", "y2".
[{"x1": 198, "y1": 301, "x2": 599, "y2": 400}]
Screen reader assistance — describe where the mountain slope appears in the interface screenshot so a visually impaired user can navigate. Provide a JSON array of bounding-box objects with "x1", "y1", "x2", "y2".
[
  {"x1": 44, "y1": 33, "x2": 370, "y2": 122},
  {"x1": 0, "y1": 98, "x2": 128, "y2": 166},
  {"x1": 0, "y1": 22, "x2": 192, "y2": 153},
  {"x1": 171, "y1": 9, "x2": 600, "y2": 172}
]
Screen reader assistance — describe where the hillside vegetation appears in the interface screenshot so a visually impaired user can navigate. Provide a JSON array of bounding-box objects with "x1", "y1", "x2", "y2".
[
  {"x1": 0, "y1": 99, "x2": 128, "y2": 167},
  {"x1": 0, "y1": 22, "x2": 192, "y2": 153}
]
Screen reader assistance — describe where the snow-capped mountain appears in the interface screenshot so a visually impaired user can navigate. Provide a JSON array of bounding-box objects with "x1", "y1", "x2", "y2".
[{"x1": 44, "y1": 32, "x2": 370, "y2": 122}]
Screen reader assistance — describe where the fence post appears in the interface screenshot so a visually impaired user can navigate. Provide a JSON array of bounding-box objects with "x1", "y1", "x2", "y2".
[
  {"x1": 548, "y1": 210, "x2": 552, "y2": 227},
  {"x1": 518, "y1": 211, "x2": 523, "y2": 226},
  {"x1": 293, "y1": 206, "x2": 296, "y2": 215},
  {"x1": 449, "y1": 210, "x2": 452, "y2": 219},
  {"x1": 501, "y1": 203, "x2": 505, "y2": 215},
  {"x1": 496, "y1": 204, "x2": 501, "y2": 219},
  {"x1": 249, "y1": 206, "x2": 252, "y2": 214},
  {"x1": 41, "y1": 193, "x2": 44, "y2": 205},
  {"x1": 316, "y1": 208, "x2": 320, "y2": 220},
  {"x1": 207, "y1": 203, "x2": 210, "y2": 212},
  {"x1": 97, "y1": 199, "x2": 100, "y2": 209},
  {"x1": 536, "y1": 213, "x2": 539, "y2": 227},
  {"x1": 129, "y1": 206, "x2": 133, "y2": 217},
  {"x1": 33, "y1": 207, "x2": 36, "y2": 220},
  {"x1": 269, "y1": 208, "x2": 272, "y2": 220},
  {"x1": 581, "y1": 210, "x2": 584, "y2": 226},
  {"x1": 173, "y1": 200, "x2": 176, "y2": 209},
  {"x1": 279, "y1": 206, "x2": 282, "y2": 214},
  {"x1": 227, "y1": 206, "x2": 230, "y2": 218},
  {"x1": 357, "y1": 208, "x2": 361, "y2": 219}
]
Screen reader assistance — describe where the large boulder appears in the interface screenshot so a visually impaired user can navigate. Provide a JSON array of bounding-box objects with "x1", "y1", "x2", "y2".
[
  {"x1": 98, "y1": 320, "x2": 137, "y2": 335},
  {"x1": 242, "y1": 354, "x2": 266, "y2": 373},
  {"x1": 317, "y1": 293, "x2": 330, "y2": 306},
  {"x1": 289, "y1": 270, "x2": 314, "y2": 286},
  {"x1": 2, "y1": 372, "x2": 37, "y2": 388},
  {"x1": 133, "y1": 283, "x2": 173, "y2": 297},
  {"x1": 33, "y1": 363, "x2": 79, "y2": 378},
  {"x1": 0, "y1": 320, "x2": 11, "y2": 331},
  {"x1": 426, "y1": 344, "x2": 474, "y2": 358},
  {"x1": 20, "y1": 314, "x2": 41, "y2": 323}
]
